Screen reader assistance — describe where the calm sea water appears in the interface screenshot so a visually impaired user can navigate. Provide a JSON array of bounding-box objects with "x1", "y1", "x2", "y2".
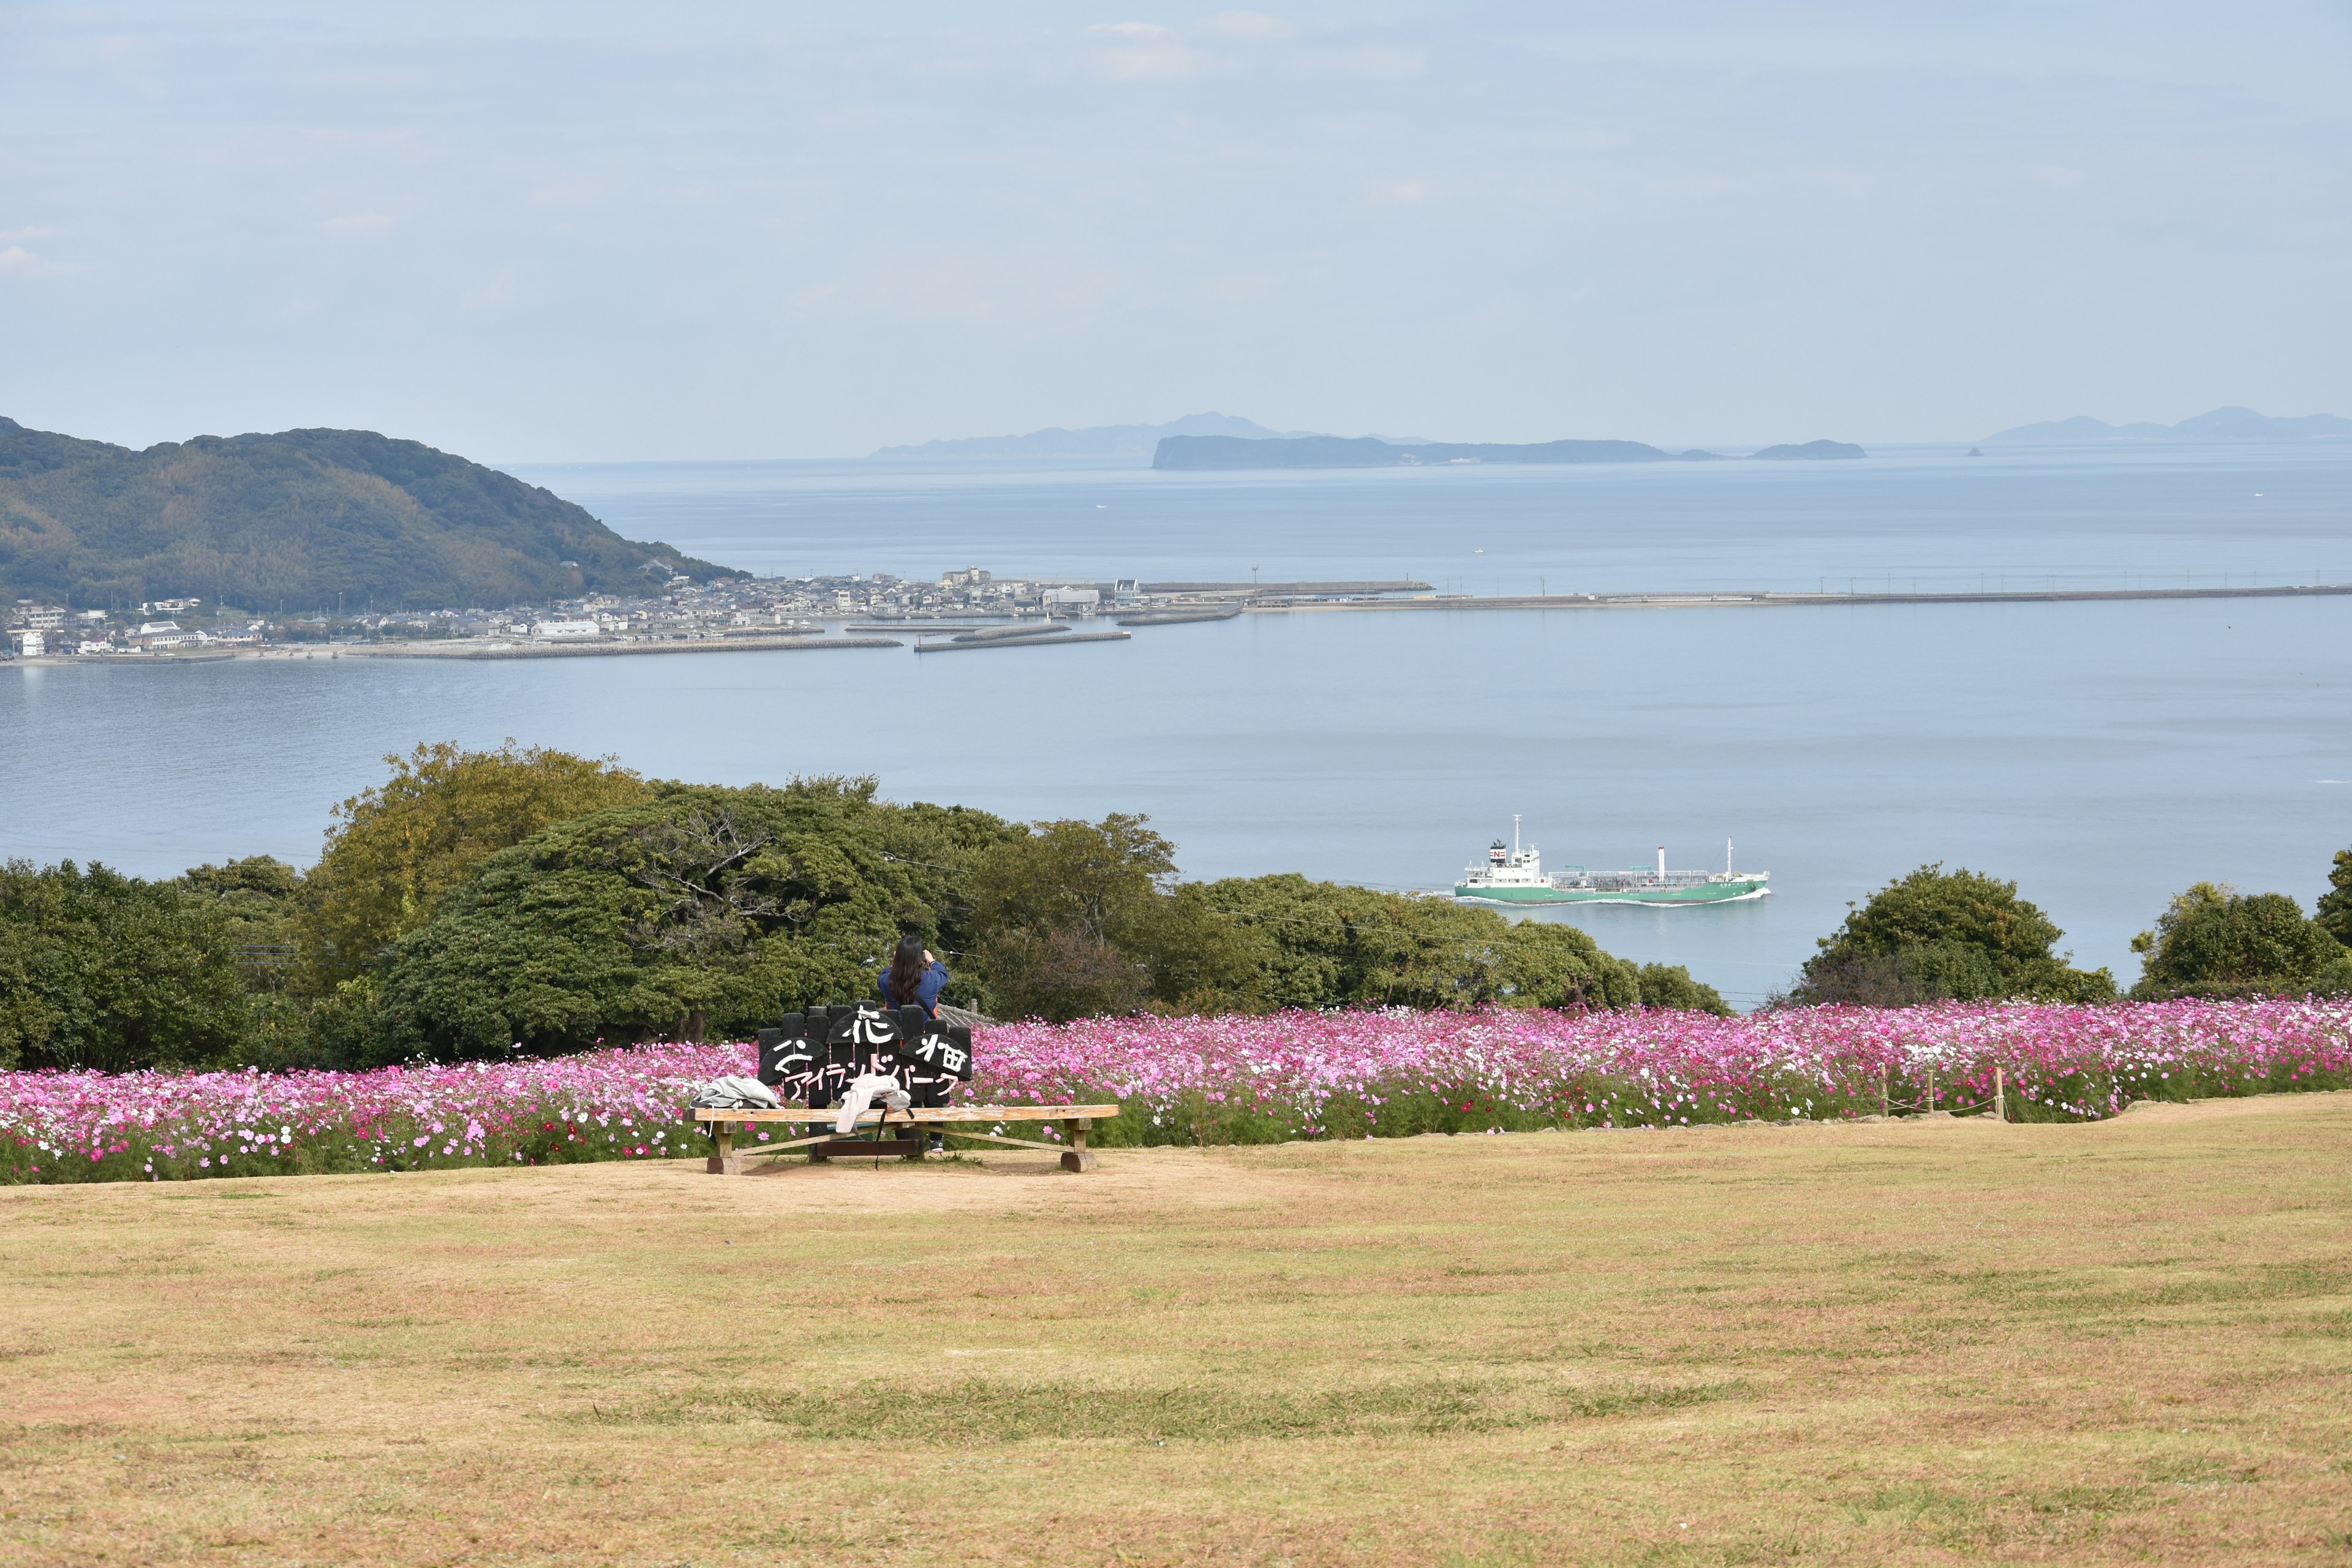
[
  {"x1": 6, "y1": 444, "x2": 2348, "y2": 1008},
  {"x1": 511, "y1": 442, "x2": 2352, "y2": 597}
]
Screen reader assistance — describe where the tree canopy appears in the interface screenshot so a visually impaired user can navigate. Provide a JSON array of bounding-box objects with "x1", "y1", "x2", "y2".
[
  {"x1": 0, "y1": 860, "x2": 252, "y2": 1071},
  {"x1": 2316, "y1": 848, "x2": 2352, "y2": 951},
  {"x1": 1194, "y1": 873, "x2": 1725, "y2": 1016},
  {"x1": 2129, "y1": 882, "x2": 2352, "y2": 1000},
  {"x1": 298, "y1": 741, "x2": 655, "y2": 986},
  {"x1": 1, "y1": 753, "x2": 1727, "y2": 1069},
  {"x1": 1785, "y1": 864, "x2": 2116, "y2": 1006},
  {"x1": 368, "y1": 780, "x2": 1017, "y2": 1060},
  {"x1": 953, "y1": 823, "x2": 1728, "y2": 1022},
  {"x1": 965, "y1": 816, "x2": 1268, "y2": 1020}
]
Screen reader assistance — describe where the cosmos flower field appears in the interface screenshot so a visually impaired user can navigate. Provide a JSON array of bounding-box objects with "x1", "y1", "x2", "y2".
[{"x1": 4, "y1": 999, "x2": 2347, "y2": 1183}]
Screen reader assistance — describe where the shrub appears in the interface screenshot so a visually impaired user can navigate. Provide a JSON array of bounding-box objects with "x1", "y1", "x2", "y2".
[
  {"x1": 0, "y1": 859, "x2": 252, "y2": 1071},
  {"x1": 1785, "y1": 865, "x2": 2114, "y2": 1006},
  {"x1": 2130, "y1": 881, "x2": 2352, "y2": 999}
]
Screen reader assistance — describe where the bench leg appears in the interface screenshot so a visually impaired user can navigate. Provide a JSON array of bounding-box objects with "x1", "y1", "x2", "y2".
[
  {"x1": 1060, "y1": 1117, "x2": 1098, "y2": 1174},
  {"x1": 706, "y1": 1121, "x2": 737, "y2": 1175}
]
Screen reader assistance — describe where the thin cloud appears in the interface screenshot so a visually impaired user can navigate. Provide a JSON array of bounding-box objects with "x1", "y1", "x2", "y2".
[
  {"x1": 459, "y1": 268, "x2": 519, "y2": 310},
  {"x1": 0, "y1": 245, "x2": 88, "y2": 277},
  {"x1": 318, "y1": 212, "x2": 394, "y2": 239},
  {"x1": 1082, "y1": 22, "x2": 1205, "y2": 82}
]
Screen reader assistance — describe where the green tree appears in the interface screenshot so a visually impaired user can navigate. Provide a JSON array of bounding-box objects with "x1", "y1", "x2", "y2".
[
  {"x1": 368, "y1": 780, "x2": 1009, "y2": 1061},
  {"x1": 960, "y1": 827, "x2": 1726, "y2": 1022},
  {"x1": 298, "y1": 740, "x2": 652, "y2": 986},
  {"x1": 1198, "y1": 873, "x2": 1726, "y2": 1015},
  {"x1": 176, "y1": 856, "x2": 302, "y2": 991},
  {"x1": 0, "y1": 860, "x2": 252, "y2": 1071},
  {"x1": 1786, "y1": 864, "x2": 2115, "y2": 1006},
  {"x1": 967, "y1": 814, "x2": 1174, "y2": 943},
  {"x1": 1194, "y1": 874, "x2": 1384, "y2": 1010},
  {"x1": 2316, "y1": 847, "x2": 2352, "y2": 949},
  {"x1": 1635, "y1": 962, "x2": 1732, "y2": 1012},
  {"x1": 1493, "y1": 919, "x2": 1648, "y2": 1011},
  {"x1": 964, "y1": 815, "x2": 1269, "y2": 1020},
  {"x1": 2130, "y1": 881, "x2": 2352, "y2": 999}
]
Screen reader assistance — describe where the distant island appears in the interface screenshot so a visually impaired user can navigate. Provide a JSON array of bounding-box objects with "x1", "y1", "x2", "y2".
[
  {"x1": 1983, "y1": 405, "x2": 2352, "y2": 446},
  {"x1": 0, "y1": 419, "x2": 728, "y2": 611},
  {"x1": 1750, "y1": 439, "x2": 1866, "y2": 461},
  {"x1": 1153, "y1": 434, "x2": 1866, "y2": 470},
  {"x1": 875, "y1": 413, "x2": 1300, "y2": 461}
]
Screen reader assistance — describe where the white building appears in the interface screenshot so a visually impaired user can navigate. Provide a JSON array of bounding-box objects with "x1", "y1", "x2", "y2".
[
  {"x1": 9, "y1": 629, "x2": 45, "y2": 657},
  {"x1": 530, "y1": 619, "x2": 601, "y2": 639},
  {"x1": 1043, "y1": 586, "x2": 1101, "y2": 608},
  {"x1": 127, "y1": 620, "x2": 198, "y2": 649}
]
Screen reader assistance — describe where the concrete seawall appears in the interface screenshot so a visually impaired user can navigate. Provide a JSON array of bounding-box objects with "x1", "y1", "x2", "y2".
[{"x1": 1253, "y1": 582, "x2": 2352, "y2": 612}]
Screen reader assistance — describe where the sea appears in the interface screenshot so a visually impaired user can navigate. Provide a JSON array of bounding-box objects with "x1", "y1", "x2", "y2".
[{"x1": 6, "y1": 442, "x2": 2348, "y2": 1010}]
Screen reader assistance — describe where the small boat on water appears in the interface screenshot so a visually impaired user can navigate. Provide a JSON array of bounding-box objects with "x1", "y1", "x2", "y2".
[{"x1": 1453, "y1": 816, "x2": 1770, "y2": 907}]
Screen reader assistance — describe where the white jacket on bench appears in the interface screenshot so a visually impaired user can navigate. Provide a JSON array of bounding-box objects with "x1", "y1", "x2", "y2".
[{"x1": 835, "y1": 1073, "x2": 914, "y2": 1134}]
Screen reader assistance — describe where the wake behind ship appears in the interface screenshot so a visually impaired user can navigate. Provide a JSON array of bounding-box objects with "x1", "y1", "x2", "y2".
[{"x1": 1454, "y1": 818, "x2": 1769, "y2": 907}]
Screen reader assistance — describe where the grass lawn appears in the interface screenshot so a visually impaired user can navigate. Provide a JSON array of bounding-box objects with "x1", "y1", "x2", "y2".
[{"x1": 2, "y1": 1095, "x2": 2348, "y2": 1567}]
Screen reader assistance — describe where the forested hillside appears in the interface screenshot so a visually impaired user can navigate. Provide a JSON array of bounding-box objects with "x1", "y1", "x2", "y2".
[{"x1": 0, "y1": 418, "x2": 728, "y2": 610}]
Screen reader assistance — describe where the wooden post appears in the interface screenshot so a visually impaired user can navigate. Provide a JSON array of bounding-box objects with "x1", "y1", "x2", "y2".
[
  {"x1": 1060, "y1": 1116, "x2": 1098, "y2": 1174},
  {"x1": 1995, "y1": 1065, "x2": 2006, "y2": 1123},
  {"x1": 706, "y1": 1120, "x2": 736, "y2": 1175},
  {"x1": 1880, "y1": 1065, "x2": 1890, "y2": 1118},
  {"x1": 1927, "y1": 1067, "x2": 1937, "y2": 1114}
]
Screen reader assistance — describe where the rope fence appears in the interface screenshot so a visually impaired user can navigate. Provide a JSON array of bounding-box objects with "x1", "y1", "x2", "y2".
[{"x1": 1873, "y1": 1062, "x2": 2011, "y2": 1120}]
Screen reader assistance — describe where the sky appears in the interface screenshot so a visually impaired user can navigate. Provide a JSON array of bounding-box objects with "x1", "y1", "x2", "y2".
[{"x1": 2, "y1": 1, "x2": 2347, "y2": 461}]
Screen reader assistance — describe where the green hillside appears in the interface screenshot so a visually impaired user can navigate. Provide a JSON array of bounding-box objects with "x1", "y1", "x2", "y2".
[{"x1": 0, "y1": 420, "x2": 731, "y2": 611}]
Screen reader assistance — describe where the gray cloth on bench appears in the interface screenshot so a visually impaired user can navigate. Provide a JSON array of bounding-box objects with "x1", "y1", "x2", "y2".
[
  {"x1": 835, "y1": 1072, "x2": 913, "y2": 1134},
  {"x1": 693, "y1": 1076, "x2": 782, "y2": 1110}
]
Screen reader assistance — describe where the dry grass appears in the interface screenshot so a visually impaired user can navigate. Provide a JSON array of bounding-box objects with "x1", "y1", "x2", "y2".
[{"x1": 2, "y1": 1095, "x2": 2350, "y2": 1567}]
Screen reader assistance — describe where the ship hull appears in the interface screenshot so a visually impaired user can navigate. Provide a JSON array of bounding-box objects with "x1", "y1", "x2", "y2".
[{"x1": 1454, "y1": 879, "x2": 1770, "y2": 907}]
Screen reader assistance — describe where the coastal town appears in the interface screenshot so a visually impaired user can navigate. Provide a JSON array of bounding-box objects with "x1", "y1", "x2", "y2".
[
  {"x1": 13, "y1": 567, "x2": 2350, "y2": 663},
  {"x1": 2, "y1": 570, "x2": 1434, "y2": 661}
]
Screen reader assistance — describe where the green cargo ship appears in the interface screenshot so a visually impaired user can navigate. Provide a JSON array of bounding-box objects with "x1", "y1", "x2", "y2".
[{"x1": 1453, "y1": 818, "x2": 1770, "y2": 907}]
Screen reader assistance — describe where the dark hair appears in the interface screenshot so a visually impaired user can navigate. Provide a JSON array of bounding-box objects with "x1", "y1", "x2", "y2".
[{"x1": 886, "y1": 935, "x2": 929, "y2": 1006}]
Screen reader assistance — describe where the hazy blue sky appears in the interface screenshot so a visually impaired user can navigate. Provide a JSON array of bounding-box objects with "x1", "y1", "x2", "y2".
[{"x1": 3, "y1": 2, "x2": 2346, "y2": 459}]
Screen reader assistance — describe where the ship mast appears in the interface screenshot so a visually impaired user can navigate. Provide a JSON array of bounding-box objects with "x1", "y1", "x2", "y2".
[
  {"x1": 1513, "y1": 813, "x2": 1521, "y2": 861},
  {"x1": 1726, "y1": 837, "x2": 1733, "y2": 876}
]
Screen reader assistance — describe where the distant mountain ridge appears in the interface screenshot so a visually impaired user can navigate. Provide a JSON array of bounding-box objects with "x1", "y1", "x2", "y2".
[
  {"x1": 0, "y1": 419, "x2": 728, "y2": 611},
  {"x1": 1751, "y1": 440, "x2": 1866, "y2": 461},
  {"x1": 1152, "y1": 434, "x2": 1866, "y2": 470},
  {"x1": 873, "y1": 412, "x2": 1310, "y2": 461},
  {"x1": 1985, "y1": 406, "x2": 2352, "y2": 445}
]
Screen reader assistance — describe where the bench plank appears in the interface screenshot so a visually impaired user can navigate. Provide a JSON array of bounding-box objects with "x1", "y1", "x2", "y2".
[
  {"x1": 692, "y1": 1105, "x2": 1118, "y2": 1125},
  {"x1": 695, "y1": 1104, "x2": 1117, "y2": 1174}
]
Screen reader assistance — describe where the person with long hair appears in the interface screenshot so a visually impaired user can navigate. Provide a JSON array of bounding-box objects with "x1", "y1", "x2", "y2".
[{"x1": 878, "y1": 933, "x2": 950, "y2": 1017}]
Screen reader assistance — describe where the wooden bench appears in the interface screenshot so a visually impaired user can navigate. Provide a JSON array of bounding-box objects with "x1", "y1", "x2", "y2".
[{"x1": 693, "y1": 1104, "x2": 1120, "y2": 1174}]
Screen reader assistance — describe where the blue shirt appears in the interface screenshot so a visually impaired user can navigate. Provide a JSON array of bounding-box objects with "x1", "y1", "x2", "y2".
[{"x1": 877, "y1": 959, "x2": 949, "y2": 1016}]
